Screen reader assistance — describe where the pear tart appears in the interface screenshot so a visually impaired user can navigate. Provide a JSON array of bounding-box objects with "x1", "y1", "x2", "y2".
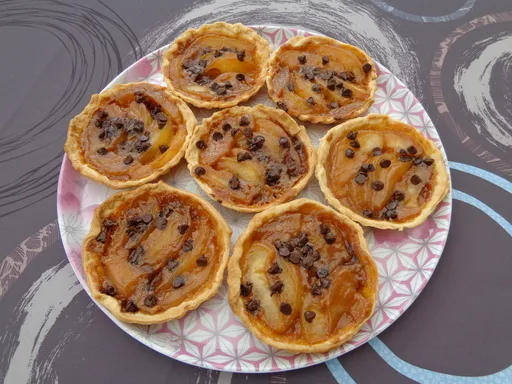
[
  {"x1": 267, "y1": 36, "x2": 377, "y2": 124},
  {"x1": 316, "y1": 114, "x2": 450, "y2": 230},
  {"x1": 162, "y1": 22, "x2": 272, "y2": 109},
  {"x1": 82, "y1": 182, "x2": 231, "y2": 324},
  {"x1": 186, "y1": 105, "x2": 316, "y2": 212},
  {"x1": 65, "y1": 82, "x2": 196, "y2": 189},
  {"x1": 228, "y1": 199, "x2": 378, "y2": 353}
]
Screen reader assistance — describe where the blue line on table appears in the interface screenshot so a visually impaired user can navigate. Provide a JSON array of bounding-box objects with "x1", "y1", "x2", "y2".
[
  {"x1": 372, "y1": 0, "x2": 476, "y2": 22},
  {"x1": 325, "y1": 358, "x2": 356, "y2": 384},
  {"x1": 449, "y1": 162, "x2": 512, "y2": 193},
  {"x1": 369, "y1": 337, "x2": 512, "y2": 383}
]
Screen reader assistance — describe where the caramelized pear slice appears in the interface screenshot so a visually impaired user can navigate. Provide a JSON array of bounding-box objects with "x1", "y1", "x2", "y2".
[{"x1": 217, "y1": 157, "x2": 265, "y2": 184}]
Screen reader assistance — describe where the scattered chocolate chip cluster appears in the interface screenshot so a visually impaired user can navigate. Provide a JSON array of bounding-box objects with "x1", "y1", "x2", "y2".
[{"x1": 182, "y1": 46, "x2": 247, "y2": 95}]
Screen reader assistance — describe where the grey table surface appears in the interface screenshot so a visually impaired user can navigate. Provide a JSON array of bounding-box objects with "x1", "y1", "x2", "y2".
[{"x1": 0, "y1": 0, "x2": 511, "y2": 383}]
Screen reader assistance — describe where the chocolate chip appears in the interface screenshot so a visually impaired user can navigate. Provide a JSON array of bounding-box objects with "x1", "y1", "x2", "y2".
[
  {"x1": 194, "y1": 167, "x2": 206, "y2": 176},
  {"x1": 316, "y1": 267, "x2": 329, "y2": 278},
  {"x1": 236, "y1": 73, "x2": 245, "y2": 81},
  {"x1": 239, "y1": 116, "x2": 250, "y2": 126},
  {"x1": 142, "y1": 213, "x2": 153, "y2": 224},
  {"x1": 287, "y1": 82, "x2": 295, "y2": 92},
  {"x1": 222, "y1": 123, "x2": 232, "y2": 132},
  {"x1": 172, "y1": 276, "x2": 185, "y2": 289},
  {"x1": 296, "y1": 232, "x2": 309, "y2": 247},
  {"x1": 216, "y1": 86, "x2": 227, "y2": 95},
  {"x1": 306, "y1": 97, "x2": 315, "y2": 105},
  {"x1": 320, "y1": 278, "x2": 331, "y2": 289},
  {"x1": 289, "y1": 250, "x2": 301, "y2": 264},
  {"x1": 196, "y1": 255, "x2": 208, "y2": 267},
  {"x1": 411, "y1": 175, "x2": 422, "y2": 185},
  {"x1": 355, "y1": 173, "x2": 367, "y2": 184},
  {"x1": 322, "y1": 56, "x2": 330, "y2": 65},
  {"x1": 225, "y1": 81, "x2": 233, "y2": 89},
  {"x1": 298, "y1": 55, "x2": 306, "y2": 64},
  {"x1": 265, "y1": 165, "x2": 281, "y2": 185},
  {"x1": 327, "y1": 79, "x2": 336, "y2": 90},
  {"x1": 268, "y1": 262, "x2": 282, "y2": 274},
  {"x1": 392, "y1": 190, "x2": 405, "y2": 202},
  {"x1": 342, "y1": 88, "x2": 353, "y2": 97},
  {"x1": 363, "y1": 63, "x2": 372, "y2": 73},
  {"x1": 329, "y1": 101, "x2": 338, "y2": 109},
  {"x1": 399, "y1": 155, "x2": 412, "y2": 162},
  {"x1": 346, "y1": 131, "x2": 358, "y2": 140},
  {"x1": 231, "y1": 128, "x2": 240, "y2": 137},
  {"x1": 362, "y1": 209, "x2": 373, "y2": 218},
  {"x1": 144, "y1": 295, "x2": 157, "y2": 308},
  {"x1": 372, "y1": 181, "x2": 384, "y2": 191},
  {"x1": 372, "y1": 147, "x2": 382, "y2": 156},
  {"x1": 210, "y1": 82, "x2": 219, "y2": 91},
  {"x1": 97, "y1": 147, "x2": 108, "y2": 155},
  {"x1": 237, "y1": 151, "x2": 252, "y2": 162},
  {"x1": 270, "y1": 281, "x2": 284, "y2": 296},
  {"x1": 155, "y1": 112, "x2": 168, "y2": 125},
  {"x1": 240, "y1": 282, "x2": 253, "y2": 297},
  {"x1": 167, "y1": 259, "x2": 179, "y2": 271},
  {"x1": 212, "y1": 131, "x2": 223, "y2": 141},
  {"x1": 312, "y1": 84, "x2": 322, "y2": 92},
  {"x1": 278, "y1": 137, "x2": 290, "y2": 149},
  {"x1": 385, "y1": 209, "x2": 398, "y2": 219},
  {"x1": 229, "y1": 175, "x2": 241, "y2": 190},
  {"x1": 301, "y1": 243, "x2": 313, "y2": 255},
  {"x1": 350, "y1": 139, "x2": 360, "y2": 148},
  {"x1": 361, "y1": 164, "x2": 375, "y2": 173},
  {"x1": 423, "y1": 158, "x2": 435, "y2": 166},
  {"x1": 380, "y1": 159, "x2": 391, "y2": 168},
  {"x1": 248, "y1": 135, "x2": 265, "y2": 151},
  {"x1": 345, "y1": 148, "x2": 355, "y2": 158},
  {"x1": 324, "y1": 233, "x2": 336, "y2": 244},
  {"x1": 311, "y1": 286, "x2": 322, "y2": 296},
  {"x1": 97, "y1": 110, "x2": 108, "y2": 119},
  {"x1": 155, "y1": 216, "x2": 167, "y2": 230},
  {"x1": 407, "y1": 146, "x2": 417, "y2": 155},
  {"x1": 101, "y1": 282, "x2": 116, "y2": 297},
  {"x1": 139, "y1": 134, "x2": 149, "y2": 142},
  {"x1": 319, "y1": 223, "x2": 330, "y2": 235},
  {"x1": 96, "y1": 231, "x2": 106, "y2": 243},
  {"x1": 413, "y1": 157, "x2": 423, "y2": 165},
  {"x1": 121, "y1": 300, "x2": 138, "y2": 313},
  {"x1": 128, "y1": 246, "x2": 144, "y2": 265},
  {"x1": 159, "y1": 145, "x2": 169, "y2": 153},
  {"x1": 182, "y1": 239, "x2": 193, "y2": 252},
  {"x1": 103, "y1": 219, "x2": 116, "y2": 228},
  {"x1": 301, "y1": 256, "x2": 314, "y2": 269},
  {"x1": 237, "y1": 50, "x2": 246, "y2": 61},
  {"x1": 178, "y1": 224, "x2": 189, "y2": 234},
  {"x1": 304, "y1": 310, "x2": 316, "y2": 323},
  {"x1": 246, "y1": 299, "x2": 260, "y2": 313},
  {"x1": 277, "y1": 101, "x2": 288, "y2": 112},
  {"x1": 386, "y1": 200, "x2": 399, "y2": 210},
  {"x1": 312, "y1": 250, "x2": 321, "y2": 261},
  {"x1": 280, "y1": 302, "x2": 292, "y2": 315},
  {"x1": 124, "y1": 155, "x2": 134, "y2": 165},
  {"x1": 214, "y1": 50, "x2": 222, "y2": 57},
  {"x1": 279, "y1": 247, "x2": 291, "y2": 258},
  {"x1": 304, "y1": 72, "x2": 314, "y2": 81}
]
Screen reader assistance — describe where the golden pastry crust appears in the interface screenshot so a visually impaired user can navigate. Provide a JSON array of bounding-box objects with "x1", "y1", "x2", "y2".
[
  {"x1": 185, "y1": 105, "x2": 316, "y2": 212},
  {"x1": 316, "y1": 114, "x2": 450, "y2": 230},
  {"x1": 227, "y1": 198, "x2": 378, "y2": 353},
  {"x1": 65, "y1": 82, "x2": 196, "y2": 189},
  {"x1": 82, "y1": 181, "x2": 231, "y2": 324},
  {"x1": 266, "y1": 35, "x2": 377, "y2": 124},
  {"x1": 162, "y1": 22, "x2": 272, "y2": 109}
]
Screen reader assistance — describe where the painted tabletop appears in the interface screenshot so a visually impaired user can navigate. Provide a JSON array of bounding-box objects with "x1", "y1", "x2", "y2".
[{"x1": 0, "y1": 0, "x2": 511, "y2": 383}]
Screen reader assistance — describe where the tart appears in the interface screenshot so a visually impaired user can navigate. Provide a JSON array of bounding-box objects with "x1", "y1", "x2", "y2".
[
  {"x1": 316, "y1": 114, "x2": 450, "y2": 230},
  {"x1": 185, "y1": 105, "x2": 316, "y2": 212},
  {"x1": 162, "y1": 22, "x2": 272, "y2": 109},
  {"x1": 227, "y1": 198, "x2": 378, "y2": 353},
  {"x1": 82, "y1": 181, "x2": 231, "y2": 324},
  {"x1": 65, "y1": 82, "x2": 195, "y2": 189},
  {"x1": 266, "y1": 35, "x2": 377, "y2": 124}
]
